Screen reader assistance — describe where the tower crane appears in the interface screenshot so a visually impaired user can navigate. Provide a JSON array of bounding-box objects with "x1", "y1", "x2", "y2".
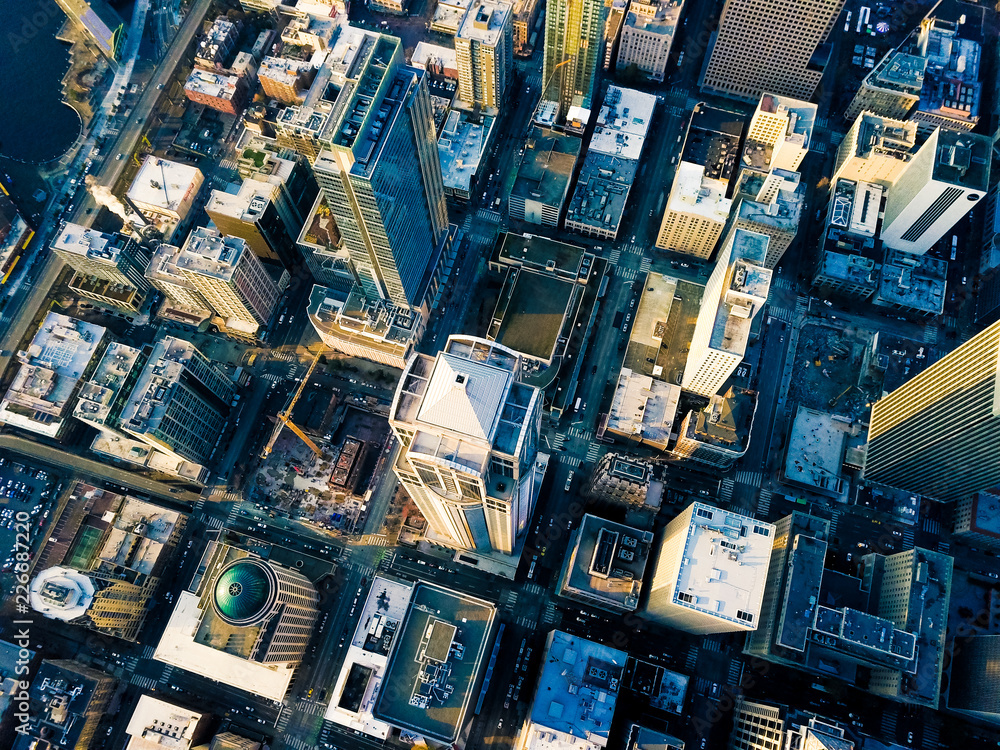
[{"x1": 260, "y1": 347, "x2": 325, "y2": 458}]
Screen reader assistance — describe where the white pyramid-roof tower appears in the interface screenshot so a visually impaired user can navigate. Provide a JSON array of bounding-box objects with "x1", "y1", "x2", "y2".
[{"x1": 416, "y1": 352, "x2": 512, "y2": 442}]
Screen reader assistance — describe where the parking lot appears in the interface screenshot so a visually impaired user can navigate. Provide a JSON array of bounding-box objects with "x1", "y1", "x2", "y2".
[{"x1": 0, "y1": 459, "x2": 62, "y2": 576}]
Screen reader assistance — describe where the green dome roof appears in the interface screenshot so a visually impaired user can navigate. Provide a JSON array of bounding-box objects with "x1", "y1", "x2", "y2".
[{"x1": 212, "y1": 560, "x2": 274, "y2": 624}]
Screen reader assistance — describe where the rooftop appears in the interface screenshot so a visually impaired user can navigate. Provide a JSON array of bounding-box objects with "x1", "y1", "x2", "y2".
[
  {"x1": 1, "y1": 313, "x2": 106, "y2": 434},
  {"x1": 708, "y1": 230, "x2": 771, "y2": 356},
  {"x1": 492, "y1": 270, "x2": 575, "y2": 362},
  {"x1": 685, "y1": 386, "x2": 755, "y2": 453},
  {"x1": 665, "y1": 162, "x2": 732, "y2": 223},
  {"x1": 930, "y1": 128, "x2": 990, "y2": 191},
  {"x1": 258, "y1": 55, "x2": 316, "y2": 85},
  {"x1": 847, "y1": 112, "x2": 917, "y2": 165},
  {"x1": 962, "y1": 491, "x2": 1000, "y2": 539},
  {"x1": 630, "y1": 726, "x2": 685, "y2": 750},
  {"x1": 491, "y1": 232, "x2": 588, "y2": 278},
  {"x1": 742, "y1": 93, "x2": 816, "y2": 173},
  {"x1": 624, "y1": 0, "x2": 682, "y2": 37},
  {"x1": 125, "y1": 695, "x2": 206, "y2": 750},
  {"x1": 681, "y1": 103, "x2": 744, "y2": 181},
  {"x1": 13, "y1": 659, "x2": 112, "y2": 750},
  {"x1": 521, "y1": 630, "x2": 626, "y2": 750},
  {"x1": 736, "y1": 171, "x2": 805, "y2": 231},
  {"x1": 308, "y1": 283, "x2": 420, "y2": 352},
  {"x1": 411, "y1": 41, "x2": 458, "y2": 73},
  {"x1": 782, "y1": 406, "x2": 850, "y2": 497},
  {"x1": 589, "y1": 86, "x2": 657, "y2": 159},
  {"x1": 127, "y1": 157, "x2": 203, "y2": 214},
  {"x1": 184, "y1": 69, "x2": 242, "y2": 102},
  {"x1": 205, "y1": 177, "x2": 282, "y2": 225},
  {"x1": 558, "y1": 514, "x2": 653, "y2": 611},
  {"x1": 438, "y1": 108, "x2": 496, "y2": 194},
  {"x1": 564, "y1": 153, "x2": 637, "y2": 237},
  {"x1": 511, "y1": 125, "x2": 582, "y2": 209},
  {"x1": 372, "y1": 583, "x2": 495, "y2": 743},
  {"x1": 29, "y1": 567, "x2": 95, "y2": 621},
  {"x1": 606, "y1": 368, "x2": 680, "y2": 447},
  {"x1": 830, "y1": 178, "x2": 883, "y2": 238},
  {"x1": 875, "y1": 249, "x2": 947, "y2": 315},
  {"x1": 325, "y1": 576, "x2": 415, "y2": 739},
  {"x1": 174, "y1": 226, "x2": 250, "y2": 283},
  {"x1": 668, "y1": 503, "x2": 774, "y2": 628},
  {"x1": 458, "y1": 0, "x2": 512, "y2": 45},
  {"x1": 52, "y1": 223, "x2": 128, "y2": 264}
]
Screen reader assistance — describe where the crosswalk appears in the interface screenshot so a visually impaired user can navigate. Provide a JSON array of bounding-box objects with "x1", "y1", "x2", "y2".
[
  {"x1": 772, "y1": 277, "x2": 795, "y2": 291},
  {"x1": 881, "y1": 706, "x2": 897, "y2": 739},
  {"x1": 937, "y1": 541, "x2": 950, "y2": 554},
  {"x1": 923, "y1": 720, "x2": 940, "y2": 748},
  {"x1": 225, "y1": 502, "x2": 244, "y2": 528},
  {"x1": 585, "y1": 443, "x2": 602, "y2": 463},
  {"x1": 205, "y1": 516, "x2": 223, "y2": 530},
  {"x1": 922, "y1": 517, "x2": 942, "y2": 535},
  {"x1": 502, "y1": 590, "x2": 519, "y2": 610},
  {"x1": 553, "y1": 432, "x2": 566, "y2": 449},
  {"x1": 757, "y1": 488, "x2": 772, "y2": 516},
  {"x1": 769, "y1": 306, "x2": 794, "y2": 323},
  {"x1": 702, "y1": 639, "x2": 723, "y2": 653},
  {"x1": 476, "y1": 208, "x2": 502, "y2": 223},
  {"x1": 829, "y1": 510, "x2": 841, "y2": 537},
  {"x1": 261, "y1": 373, "x2": 283, "y2": 382},
  {"x1": 609, "y1": 249, "x2": 621, "y2": 265},
  {"x1": 618, "y1": 267, "x2": 640, "y2": 281},
  {"x1": 514, "y1": 615, "x2": 537, "y2": 628},
  {"x1": 160, "y1": 665, "x2": 174, "y2": 684},
  {"x1": 621, "y1": 243, "x2": 644, "y2": 256},
  {"x1": 143, "y1": 645, "x2": 156, "y2": 658},
  {"x1": 193, "y1": 495, "x2": 206, "y2": 513},
  {"x1": 276, "y1": 709, "x2": 292, "y2": 733},
  {"x1": 639, "y1": 257, "x2": 651, "y2": 274},
  {"x1": 284, "y1": 736, "x2": 313, "y2": 749},
  {"x1": 131, "y1": 673, "x2": 158, "y2": 691},
  {"x1": 900, "y1": 525, "x2": 915, "y2": 549},
  {"x1": 924, "y1": 324, "x2": 938, "y2": 344},
  {"x1": 795, "y1": 295, "x2": 809, "y2": 316},
  {"x1": 359, "y1": 534, "x2": 389, "y2": 547},
  {"x1": 726, "y1": 659, "x2": 743, "y2": 687},
  {"x1": 735, "y1": 470, "x2": 762, "y2": 488},
  {"x1": 541, "y1": 601, "x2": 560, "y2": 626},
  {"x1": 685, "y1": 645, "x2": 699, "y2": 672},
  {"x1": 719, "y1": 478, "x2": 735, "y2": 503},
  {"x1": 300, "y1": 700, "x2": 327, "y2": 716},
  {"x1": 567, "y1": 426, "x2": 593, "y2": 441}
]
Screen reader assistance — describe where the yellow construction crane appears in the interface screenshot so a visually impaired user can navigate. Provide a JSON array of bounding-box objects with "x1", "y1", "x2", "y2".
[{"x1": 260, "y1": 348, "x2": 325, "y2": 458}]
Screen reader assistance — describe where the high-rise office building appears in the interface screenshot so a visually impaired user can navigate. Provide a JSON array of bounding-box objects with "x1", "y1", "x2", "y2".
[
  {"x1": 879, "y1": 128, "x2": 990, "y2": 255},
  {"x1": 54, "y1": 0, "x2": 126, "y2": 62},
  {"x1": 845, "y1": 2, "x2": 986, "y2": 133},
  {"x1": 646, "y1": 502, "x2": 773, "y2": 634},
  {"x1": 456, "y1": 0, "x2": 513, "y2": 108},
  {"x1": 682, "y1": 228, "x2": 771, "y2": 397},
  {"x1": 311, "y1": 33, "x2": 449, "y2": 312},
  {"x1": 656, "y1": 104, "x2": 745, "y2": 259},
  {"x1": 12, "y1": 660, "x2": 115, "y2": 750},
  {"x1": 952, "y1": 491, "x2": 1000, "y2": 552},
  {"x1": 543, "y1": 0, "x2": 609, "y2": 118},
  {"x1": 729, "y1": 698, "x2": 854, "y2": 750},
  {"x1": 118, "y1": 337, "x2": 236, "y2": 464},
  {"x1": 865, "y1": 319, "x2": 1000, "y2": 501},
  {"x1": 389, "y1": 336, "x2": 547, "y2": 564},
  {"x1": 833, "y1": 111, "x2": 918, "y2": 187},
  {"x1": 948, "y1": 635, "x2": 1000, "y2": 724},
  {"x1": 205, "y1": 159, "x2": 319, "y2": 269},
  {"x1": 739, "y1": 93, "x2": 816, "y2": 181},
  {"x1": 699, "y1": 0, "x2": 845, "y2": 102},
  {"x1": 731, "y1": 170, "x2": 804, "y2": 270}
]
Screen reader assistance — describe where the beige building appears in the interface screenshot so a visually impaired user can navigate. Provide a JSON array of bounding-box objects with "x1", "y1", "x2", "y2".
[
  {"x1": 646, "y1": 503, "x2": 773, "y2": 634},
  {"x1": 511, "y1": 0, "x2": 542, "y2": 56},
  {"x1": 51, "y1": 223, "x2": 152, "y2": 312},
  {"x1": 682, "y1": 228, "x2": 770, "y2": 397},
  {"x1": 739, "y1": 93, "x2": 816, "y2": 181},
  {"x1": 258, "y1": 56, "x2": 316, "y2": 104},
  {"x1": 656, "y1": 104, "x2": 744, "y2": 258},
  {"x1": 543, "y1": 0, "x2": 608, "y2": 118},
  {"x1": 125, "y1": 696, "x2": 212, "y2": 750},
  {"x1": 455, "y1": 0, "x2": 513, "y2": 108},
  {"x1": 833, "y1": 111, "x2": 918, "y2": 187},
  {"x1": 700, "y1": 0, "x2": 846, "y2": 102},
  {"x1": 147, "y1": 228, "x2": 280, "y2": 336},
  {"x1": 616, "y1": 0, "x2": 683, "y2": 82},
  {"x1": 865, "y1": 319, "x2": 1000, "y2": 502},
  {"x1": 732, "y1": 170, "x2": 804, "y2": 269}
]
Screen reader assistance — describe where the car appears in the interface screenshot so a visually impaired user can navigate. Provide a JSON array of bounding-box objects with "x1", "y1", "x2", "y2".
[
  {"x1": 564, "y1": 471, "x2": 575, "y2": 492},
  {"x1": 907, "y1": 731, "x2": 914, "y2": 745},
  {"x1": 823, "y1": 300, "x2": 833, "y2": 307},
  {"x1": 962, "y1": 276, "x2": 967, "y2": 285},
  {"x1": 679, "y1": 262, "x2": 690, "y2": 268},
  {"x1": 116, "y1": 153, "x2": 124, "y2": 160}
]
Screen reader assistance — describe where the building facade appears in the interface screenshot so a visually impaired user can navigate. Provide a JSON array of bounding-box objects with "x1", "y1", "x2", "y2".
[
  {"x1": 865, "y1": 318, "x2": 1000, "y2": 501},
  {"x1": 455, "y1": 0, "x2": 513, "y2": 108},
  {"x1": 543, "y1": 0, "x2": 608, "y2": 118},
  {"x1": 616, "y1": 0, "x2": 683, "y2": 82},
  {"x1": 699, "y1": 0, "x2": 845, "y2": 102}
]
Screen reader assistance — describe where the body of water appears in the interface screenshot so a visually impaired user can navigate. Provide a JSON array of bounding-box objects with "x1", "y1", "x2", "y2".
[{"x1": 0, "y1": 0, "x2": 83, "y2": 164}]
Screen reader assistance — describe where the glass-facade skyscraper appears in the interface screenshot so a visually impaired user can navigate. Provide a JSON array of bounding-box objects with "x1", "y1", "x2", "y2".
[
  {"x1": 311, "y1": 34, "x2": 448, "y2": 311},
  {"x1": 543, "y1": 0, "x2": 608, "y2": 119}
]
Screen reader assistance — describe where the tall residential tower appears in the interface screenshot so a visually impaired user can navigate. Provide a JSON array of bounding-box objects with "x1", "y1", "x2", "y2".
[{"x1": 543, "y1": 0, "x2": 609, "y2": 119}]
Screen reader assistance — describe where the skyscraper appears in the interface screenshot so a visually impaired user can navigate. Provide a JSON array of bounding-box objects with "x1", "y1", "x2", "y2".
[
  {"x1": 699, "y1": 0, "x2": 846, "y2": 102},
  {"x1": 311, "y1": 33, "x2": 449, "y2": 312},
  {"x1": 879, "y1": 128, "x2": 990, "y2": 255},
  {"x1": 51, "y1": 223, "x2": 152, "y2": 312},
  {"x1": 118, "y1": 337, "x2": 236, "y2": 464},
  {"x1": 682, "y1": 228, "x2": 771, "y2": 397},
  {"x1": 543, "y1": 0, "x2": 608, "y2": 118},
  {"x1": 832, "y1": 112, "x2": 918, "y2": 187},
  {"x1": 389, "y1": 336, "x2": 547, "y2": 565},
  {"x1": 646, "y1": 502, "x2": 773, "y2": 634},
  {"x1": 456, "y1": 0, "x2": 514, "y2": 108},
  {"x1": 865, "y1": 319, "x2": 1000, "y2": 501}
]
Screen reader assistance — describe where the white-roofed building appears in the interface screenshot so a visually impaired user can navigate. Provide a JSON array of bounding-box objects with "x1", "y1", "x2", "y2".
[
  {"x1": 646, "y1": 502, "x2": 774, "y2": 634},
  {"x1": 389, "y1": 335, "x2": 548, "y2": 573},
  {"x1": 126, "y1": 157, "x2": 204, "y2": 223},
  {"x1": 124, "y1": 696, "x2": 211, "y2": 750}
]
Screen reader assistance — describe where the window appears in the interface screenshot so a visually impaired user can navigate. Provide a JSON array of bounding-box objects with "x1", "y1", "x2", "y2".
[
  {"x1": 677, "y1": 592, "x2": 695, "y2": 604},
  {"x1": 753, "y1": 525, "x2": 770, "y2": 537},
  {"x1": 737, "y1": 610, "x2": 754, "y2": 623},
  {"x1": 696, "y1": 507, "x2": 714, "y2": 520}
]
